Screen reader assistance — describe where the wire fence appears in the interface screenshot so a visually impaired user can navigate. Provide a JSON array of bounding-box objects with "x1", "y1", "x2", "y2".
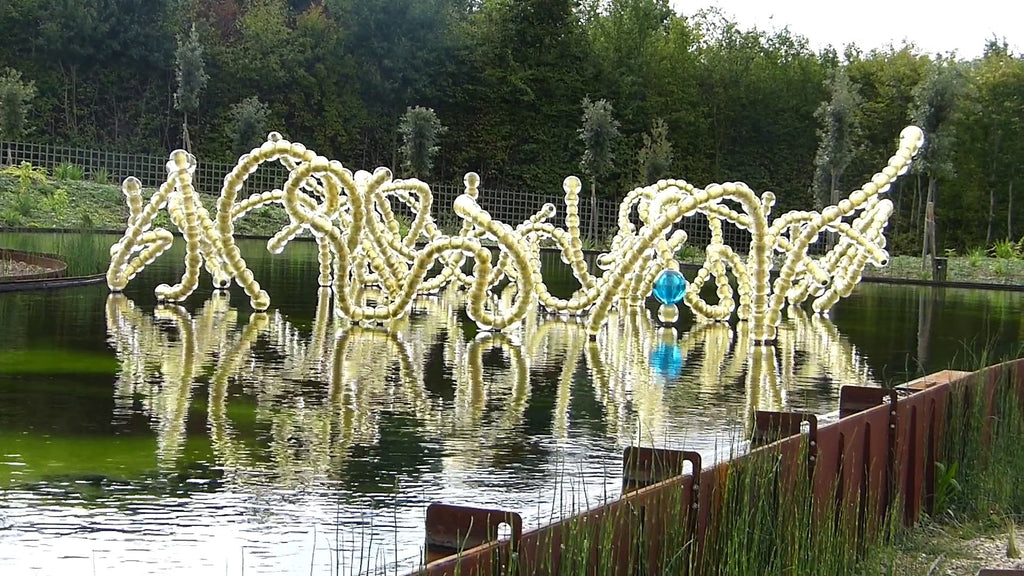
[{"x1": 0, "y1": 140, "x2": 753, "y2": 251}]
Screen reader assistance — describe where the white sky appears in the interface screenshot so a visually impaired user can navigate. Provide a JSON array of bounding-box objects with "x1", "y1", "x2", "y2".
[{"x1": 671, "y1": 0, "x2": 1024, "y2": 59}]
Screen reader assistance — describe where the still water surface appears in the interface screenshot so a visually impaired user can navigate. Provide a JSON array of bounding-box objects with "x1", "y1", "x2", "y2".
[{"x1": 1, "y1": 233, "x2": 1022, "y2": 575}]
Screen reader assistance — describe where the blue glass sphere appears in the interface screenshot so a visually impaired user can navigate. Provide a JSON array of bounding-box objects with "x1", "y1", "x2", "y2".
[
  {"x1": 652, "y1": 269, "x2": 688, "y2": 306},
  {"x1": 649, "y1": 343, "x2": 684, "y2": 379}
]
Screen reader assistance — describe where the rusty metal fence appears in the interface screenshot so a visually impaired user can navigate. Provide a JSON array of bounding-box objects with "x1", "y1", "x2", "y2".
[{"x1": 414, "y1": 361, "x2": 1024, "y2": 576}]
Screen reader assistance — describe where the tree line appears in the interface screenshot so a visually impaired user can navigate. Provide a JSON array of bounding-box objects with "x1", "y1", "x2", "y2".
[{"x1": 0, "y1": 0, "x2": 1022, "y2": 254}]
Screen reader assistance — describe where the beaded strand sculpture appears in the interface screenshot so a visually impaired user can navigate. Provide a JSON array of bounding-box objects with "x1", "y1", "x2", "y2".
[{"x1": 107, "y1": 127, "x2": 923, "y2": 343}]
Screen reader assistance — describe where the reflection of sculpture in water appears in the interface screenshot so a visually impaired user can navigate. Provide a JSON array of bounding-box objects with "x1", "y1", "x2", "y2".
[
  {"x1": 106, "y1": 291, "x2": 878, "y2": 478},
  {"x1": 106, "y1": 127, "x2": 923, "y2": 343}
]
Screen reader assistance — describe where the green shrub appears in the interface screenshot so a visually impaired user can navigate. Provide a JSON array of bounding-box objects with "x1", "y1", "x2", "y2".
[
  {"x1": 967, "y1": 246, "x2": 985, "y2": 268},
  {"x1": 0, "y1": 207, "x2": 23, "y2": 226},
  {"x1": 78, "y1": 209, "x2": 95, "y2": 229},
  {"x1": 991, "y1": 238, "x2": 1018, "y2": 259},
  {"x1": 14, "y1": 190, "x2": 35, "y2": 216},
  {"x1": 1, "y1": 162, "x2": 47, "y2": 192},
  {"x1": 91, "y1": 167, "x2": 110, "y2": 185},
  {"x1": 43, "y1": 188, "x2": 70, "y2": 220},
  {"x1": 53, "y1": 162, "x2": 84, "y2": 181}
]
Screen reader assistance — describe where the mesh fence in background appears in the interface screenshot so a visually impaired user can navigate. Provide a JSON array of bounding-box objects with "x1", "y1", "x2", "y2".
[
  {"x1": 0, "y1": 140, "x2": 290, "y2": 198},
  {"x1": 0, "y1": 140, "x2": 754, "y2": 252}
]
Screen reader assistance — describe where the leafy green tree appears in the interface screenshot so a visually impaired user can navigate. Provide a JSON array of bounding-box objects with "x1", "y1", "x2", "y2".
[
  {"x1": 229, "y1": 96, "x2": 271, "y2": 158},
  {"x1": 813, "y1": 67, "x2": 861, "y2": 248},
  {"x1": 691, "y1": 12, "x2": 825, "y2": 210},
  {"x1": 398, "y1": 106, "x2": 446, "y2": 180},
  {"x1": 637, "y1": 117, "x2": 673, "y2": 185},
  {"x1": 175, "y1": 22, "x2": 209, "y2": 153},
  {"x1": 449, "y1": 0, "x2": 591, "y2": 191},
  {"x1": 327, "y1": 0, "x2": 466, "y2": 168},
  {"x1": 846, "y1": 46, "x2": 928, "y2": 251},
  {"x1": 911, "y1": 57, "x2": 964, "y2": 269},
  {"x1": 813, "y1": 68, "x2": 861, "y2": 206},
  {"x1": 0, "y1": 68, "x2": 35, "y2": 167},
  {"x1": 953, "y1": 41, "x2": 1024, "y2": 246},
  {"x1": 579, "y1": 97, "x2": 621, "y2": 240},
  {"x1": 0, "y1": 68, "x2": 35, "y2": 141}
]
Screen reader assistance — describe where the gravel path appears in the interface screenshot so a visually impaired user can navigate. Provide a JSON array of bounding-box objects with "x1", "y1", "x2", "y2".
[{"x1": 0, "y1": 259, "x2": 57, "y2": 278}]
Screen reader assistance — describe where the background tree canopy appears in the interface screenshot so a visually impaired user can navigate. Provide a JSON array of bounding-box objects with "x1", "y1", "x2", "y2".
[{"x1": 0, "y1": 0, "x2": 1022, "y2": 254}]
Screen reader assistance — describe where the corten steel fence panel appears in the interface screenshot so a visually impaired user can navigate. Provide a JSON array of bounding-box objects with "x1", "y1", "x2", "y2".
[
  {"x1": 423, "y1": 504, "x2": 522, "y2": 568},
  {"x1": 893, "y1": 379, "x2": 953, "y2": 525},
  {"x1": 413, "y1": 362, "x2": 1024, "y2": 575},
  {"x1": 633, "y1": 475, "x2": 697, "y2": 576},
  {"x1": 815, "y1": 396, "x2": 895, "y2": 543},
  {"x1": 419, "y1": 539, "x2": 510, "y2": 576}
]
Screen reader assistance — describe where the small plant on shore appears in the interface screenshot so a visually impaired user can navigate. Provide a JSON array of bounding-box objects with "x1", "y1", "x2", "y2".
[
  {"x1": 991, "y1": 238, "x2": 1019, "y2": 259},
  {"x1": 42, "y1": 188, "x2": 70, "y2": 220},
  {"x1": 1008, "y1": 519, "x2": 1021, "y2": 559},
  {"x1": 91, "y1": 167, "x2": 110, "y2": 185},
  {"x1": 0, "y1": 207, "x2": 22, "y2": 226},
  {"x1": 676, "y1": 243, "x2": 703, "y2": 262},
  {"x1": 13, "y1": 189, "x2": 35, "y2": 216},
  {"x1": 2, "y1": 161, "x2": 47, "y2": 193},
  {"x1": 967, "y1": 246, "x2": 985, "y2": 267},
  {"x1": 53, "y1": 162, "x2": 84, "y2": 181},
  {"x1": 77, "y1": 209, "x2": 95, "y2": 229},
  {"x1": 932, "y1": 461, "x2": 961, "y2": 516}
]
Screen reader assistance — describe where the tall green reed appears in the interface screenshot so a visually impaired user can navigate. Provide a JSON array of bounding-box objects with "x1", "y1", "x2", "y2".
[
  {"x1": 938, "y1": 362, "x2": 1024, "y2": 519},
  {"x1": 0, "y1": 230, "x2": 112, "y2": 276}
]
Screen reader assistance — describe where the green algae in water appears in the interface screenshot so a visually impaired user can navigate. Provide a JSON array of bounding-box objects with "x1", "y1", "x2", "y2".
[{"x1": 0, "y1": 349, "x2": 119, "y2": 375}]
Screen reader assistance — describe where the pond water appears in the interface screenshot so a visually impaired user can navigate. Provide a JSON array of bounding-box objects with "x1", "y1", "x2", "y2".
[{"x1": 1, "y1": 232, "x2": 1022, "y2": 575}]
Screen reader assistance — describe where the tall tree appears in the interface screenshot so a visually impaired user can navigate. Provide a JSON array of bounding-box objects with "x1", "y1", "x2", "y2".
[
  {"x1": 691, "y1": 11, "x2": 825, "y2": 210},
  {"x1": 911, "y1": 57, "x2": 963, "y2": 270},
  {"x1": 846, "y1": 46, "x2": 928, "y2": 252},
  {"x1": 812, "y1": 66, "x2": 861, "y2": 247},
  {"x1": 637, "y1": 117, "x2": 673, "y2": 185},
  {"x1": 450, "y1": 0, "x2": 591, "y2": 191},
  {"x1": 228, "y1": 96, "x2": 270, "y2": 157},
  {"x1": 0, "y1": 68, "x2": 35, "y2": 140},
  {"x1": 579, "y1": 97, "x2": 620, "y2": 240},
  {"x1": 327, "y1": 0, "x2": 466, "y2": 168},
  {"x1": 586, "y1": 0, "x2": 672, "y2": 132},
  {"x1": 175, "y1": 22, "x2": 209, "y2": 153},
  {"x1": 398, "y1": 106, "x2": 446, "y2": 180},
  {"x1": 953, "y1": 41, "x2": 1024, "y2": 246}
]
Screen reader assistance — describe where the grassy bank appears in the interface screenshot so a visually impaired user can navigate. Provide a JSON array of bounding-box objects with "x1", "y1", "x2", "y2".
[
  {"x1": 3, "y1": 166, "x2": 1024, "y2": 286},
  {"x1": 0, "y1": 166, "x2": 289, "y2": 236}
]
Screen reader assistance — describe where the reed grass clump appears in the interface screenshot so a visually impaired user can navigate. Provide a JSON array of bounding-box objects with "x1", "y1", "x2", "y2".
[
  {"x1": 696, "y1": 443, "x2": 891, "y2": 576},
  {"x1": 0, "y1": 231, "x2": 111, "y2": 276},
  {"x1": 938, "y1": 363, "x2": 1024, "y2": 520}
]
